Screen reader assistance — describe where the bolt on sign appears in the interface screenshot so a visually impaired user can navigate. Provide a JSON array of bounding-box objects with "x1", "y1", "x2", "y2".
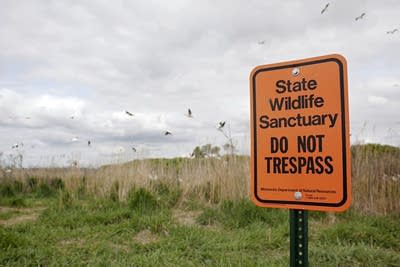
[{"x1": 249, "y1": 54, "x2": 351, "y2": 212}]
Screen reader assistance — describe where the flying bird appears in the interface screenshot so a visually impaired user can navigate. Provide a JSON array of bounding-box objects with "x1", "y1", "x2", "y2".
[
  {"x1": 88, "y1": 140, "x2": 91, "y2": 147},
  {"x1": 321, "y1": 3, "x2": 329, "y2": 14},
  {"x1": 125, "y1": 111, "x2": 134, "y2": 116},
  {"x1": 218, "y1": 121, "x2": 226, "y2": 130},
  {"x1": 355, "y1": 13, "x2": 366, "y2": 21},
  {"x1": 164, "y1": 131, "x2": 172, "y2": 136},
  {"x1": 187, "y1": 108, "x2": 193, "y2": 118},
  {"x1": 258, "y1": 40, "x2": 266, "y2": 45},
  {"x1": 11, "y1": 144, "x2": 19, "y2": 149},
  {"x1": 386, "y1": 29, "x2": 398, "y2": 34},
  {"x1": 132, "y1": 147, "x2": 137, "y2": 152}
]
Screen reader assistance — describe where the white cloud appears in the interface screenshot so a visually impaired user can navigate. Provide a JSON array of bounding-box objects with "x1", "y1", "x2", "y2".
[
  {"x1": 367, "y1": 95, "x2": 388, "y2": 105},
  {"x1": 0, "y1": 0, "x2": 399, "y2": 166}
]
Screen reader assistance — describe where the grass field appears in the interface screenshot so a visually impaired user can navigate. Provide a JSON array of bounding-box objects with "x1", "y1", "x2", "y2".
[
  {"x1": 1, "y1": 191, "x2": 399, "y2": 266},
  {"x1": 1, "y1": 144, "x2": 400, "y2": 266}
]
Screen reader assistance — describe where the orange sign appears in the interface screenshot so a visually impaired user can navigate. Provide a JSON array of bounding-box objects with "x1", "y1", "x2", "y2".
[{"x1": 250, "y1": 54, "x2": 351, "y2": 212}]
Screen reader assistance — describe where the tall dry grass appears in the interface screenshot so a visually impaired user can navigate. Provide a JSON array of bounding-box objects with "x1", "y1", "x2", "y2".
[
  {"x1": 82, "y1": 156, "x2": 250, "y2": 204},
  {"x1": 1, "y1": 144, "x2": 399, "y2": 214},
  {"x1": 1, "y1": 156, "x2": 249, "y2": 204},
  {"x1": 351, "y1": 144, "x2": 400, "y2": 215}
]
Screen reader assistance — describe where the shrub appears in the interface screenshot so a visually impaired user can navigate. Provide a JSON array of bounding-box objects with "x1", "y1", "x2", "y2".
[
  {"x1": 59, "y1": 190, "x2": 73, "y2": 209},
  {"x1": 0, "y1": 183, "x2": 15, "y2": 197},
  {"x1": 26, "y1": 177, "x2": 38, "y2": 192},
  {"x1": 50, "y1": 178, "x2": 64, "y2": 190},
  {"x1": 128, "y1": 188, "x2": 159, "y2": 213},
  {"x1": 77, "y1": 176, "x2": 87, "y2": 198},
  {"x1": 165, "y1": 188, "x2": 182, "y2": 207},
  {"x1": 197, "y1": 208, "x2": 219, "y2": 225},
  {"x1": 37, "y1": 183, "x2": 53, "y2": 197},
  {"x1": 9, "y1": 197, "x2": 26, "y2": 207},
  {"x1": 151, "y1": 181, "x2": 182, "y2": 208},
  {"x1": 152, "y1": 181, "x2": 170, "y2": 195},
  {"x1": 12, "y1": 180, "x2": 24, "y2": 193}
]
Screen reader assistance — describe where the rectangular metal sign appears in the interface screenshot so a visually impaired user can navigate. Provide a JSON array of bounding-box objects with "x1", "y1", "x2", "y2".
[{"x1": 250, "y1": 54, "x2": 351, "y2": 211}]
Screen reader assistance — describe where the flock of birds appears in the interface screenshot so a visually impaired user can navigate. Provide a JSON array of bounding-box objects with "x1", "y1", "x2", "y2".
[
  {"x1": 258, "y1": 3, "x2": 398, "y2": 46},
  {"x1": 321, "y1": 3, "x2": 398, "y2": 34},
  {"x1": 10, "y1": 108, "x2": 227, "y2": 155},
  {"x1": 320, "y1": 3, "x2": 366, "y2": 20}
]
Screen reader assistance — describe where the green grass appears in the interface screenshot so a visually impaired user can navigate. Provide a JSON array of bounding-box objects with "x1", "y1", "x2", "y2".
[
  {"x1": 0, "y1": 210, "x2": 21, "y2": 220},
  {"x1": 0, "y1": 189, "x2": 399, "y2": 266}
]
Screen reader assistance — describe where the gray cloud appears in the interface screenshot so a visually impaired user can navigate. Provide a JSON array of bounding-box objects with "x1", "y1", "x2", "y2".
[{"x1": 0, "y1": 0, "x2": 399, "y2": 166}]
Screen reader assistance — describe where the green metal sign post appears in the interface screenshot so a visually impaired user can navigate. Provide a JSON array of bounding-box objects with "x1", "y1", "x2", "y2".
[{"x1": 290, "y1": 209, "x2": 308, "y2": 267}]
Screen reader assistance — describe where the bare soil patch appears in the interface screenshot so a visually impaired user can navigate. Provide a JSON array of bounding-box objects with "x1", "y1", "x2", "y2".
[
  {"x1": 0, "y1": 206, "x2": 46, "y2": 226},
  {"x1": 133, "y1": 229, "x2": 159, "y2": 245},
  {"x1": 172, "y1": 209, "x2": 202, "y2": 226},
  {"x1": 58, "y1": 238, "x2": 85, "y2": 247}
]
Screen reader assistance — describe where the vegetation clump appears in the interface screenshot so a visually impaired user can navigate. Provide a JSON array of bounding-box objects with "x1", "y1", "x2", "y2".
[{"x1": 128, "y1": 188, "x2": 159, "y2": 213}]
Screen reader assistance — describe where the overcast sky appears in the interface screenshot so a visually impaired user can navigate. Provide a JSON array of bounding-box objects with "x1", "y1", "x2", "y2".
[{"x1": 1, "y1": 0, "x2": 399, "y2": 167}]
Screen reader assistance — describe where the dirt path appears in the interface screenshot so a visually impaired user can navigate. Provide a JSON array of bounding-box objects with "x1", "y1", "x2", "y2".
[
  {"x1": 0, "y1": 206, "x2": 46, "y2": 226},
  {"x1": 172, "y1": 209, "x2": 202, "y2": 226}
]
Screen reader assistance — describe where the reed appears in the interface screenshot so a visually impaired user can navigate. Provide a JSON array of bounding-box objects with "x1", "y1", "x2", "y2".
[
  {"x1": 350, "y1": 144, "x2": 400, "y2": 214},
  {"x1": 1, "y1": 144, "x2": 399, "y2": 215}
]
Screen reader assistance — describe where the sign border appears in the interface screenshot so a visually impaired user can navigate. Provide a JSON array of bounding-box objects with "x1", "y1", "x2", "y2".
[{"x1": 251, "y1": 57, "x2": 348, "y2": 207}]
